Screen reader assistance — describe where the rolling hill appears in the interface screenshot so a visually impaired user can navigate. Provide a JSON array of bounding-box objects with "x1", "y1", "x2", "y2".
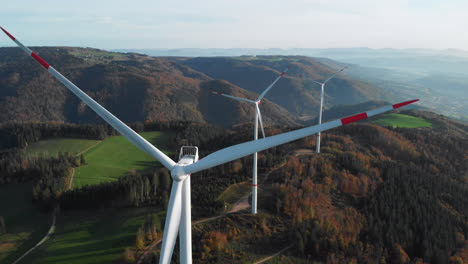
[
  {"x1": 178, "y1": 56, "x2": 389, "y2": 116},
  {"x1": 0, "y1": 47, "x2": 399, "y2": 128},
  {"x1": 116, "y1": 47, "x2": 468, "y2": 121}
]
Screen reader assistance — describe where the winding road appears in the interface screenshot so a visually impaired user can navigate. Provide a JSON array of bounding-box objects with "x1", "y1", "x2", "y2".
[
  {"x1": 9, "y1": 141, "x2": 102, "y2": 264},
  {"x1": 11, "y1": 209, "x2": 56, "y2": 264}
]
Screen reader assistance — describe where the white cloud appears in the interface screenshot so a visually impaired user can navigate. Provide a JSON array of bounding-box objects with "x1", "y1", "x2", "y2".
[{"x1": 1, "y1": 0, "x2": 467, "y2": 49}]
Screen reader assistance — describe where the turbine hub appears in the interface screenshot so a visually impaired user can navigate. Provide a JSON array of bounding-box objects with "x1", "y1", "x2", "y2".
[{"x1": 171, "y1": 165, "x2": 188, "y2": 181}]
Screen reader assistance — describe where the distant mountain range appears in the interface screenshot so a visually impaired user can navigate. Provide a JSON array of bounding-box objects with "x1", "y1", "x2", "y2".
[
  {"x1": 113, "y1": 47, "x2": 468, "y2": 61},
  {"x1": 113, "y1": 48, "x2": 468, "y2": 121},
  {"x1": 0, "y1": 47, "x2": 403, "y2": 127}
]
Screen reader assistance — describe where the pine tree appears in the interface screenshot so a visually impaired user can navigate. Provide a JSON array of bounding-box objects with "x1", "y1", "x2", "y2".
[
  {"x1": 0, "y1": 216, "x2": 5, "y2": 234},
  {"x1": 80, "y1": 154, "x2": 86, "y2": 165},
  {"x1": 136, "y1": 227, "x2": 145, "y2": 249}
]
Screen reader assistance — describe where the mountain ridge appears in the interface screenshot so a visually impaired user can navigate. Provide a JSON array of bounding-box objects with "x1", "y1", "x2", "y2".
[{"x1": 0, "y1": 47, "x2": 413, "y2": 128}]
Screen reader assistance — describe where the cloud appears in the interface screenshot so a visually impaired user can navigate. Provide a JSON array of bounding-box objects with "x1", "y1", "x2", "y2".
[
  {"x1": 1, "y1": 0, "x2": 467, "y2": 49},
  {"x1": 98, "y1": 16, "x2": 113, "y2": 24}
]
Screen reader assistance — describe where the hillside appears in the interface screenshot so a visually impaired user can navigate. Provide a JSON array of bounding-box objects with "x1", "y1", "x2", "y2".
[
  {"x1": 0, "y1": 48, "x2": 401, "y2": 128},
  {"x1": 186, "y1": 114, "x2": 468, "y2": 264},
  {"x1": 0, "y1": 47, "x2": 299, "y2": 128},
  {"x1": 178, "y1": 56, "x2": 389, "y2": 116},
  {"x1": 0, "y1": 112, "x2": 466, "y2": 264},
  {"x1": 118, "y1": 48, "x2": 468, "y2": 121}
]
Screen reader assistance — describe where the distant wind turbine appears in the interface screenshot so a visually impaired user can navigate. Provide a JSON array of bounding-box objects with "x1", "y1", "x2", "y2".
[
  {"x1": 210, "y1": 67, "x2": 288, "y2": 214},
  {"x1": 1, "y1": 26, "x2": 419, "y2": 264},
  {"x1": 310, "y1": 66, "x2": 347, "y2": 153}
]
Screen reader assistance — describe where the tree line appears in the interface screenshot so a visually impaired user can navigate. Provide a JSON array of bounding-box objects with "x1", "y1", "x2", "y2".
[
  {"x1": 263, "y1": 123, "x2": 467, "y2": 264},
  {"x1": 60, "y1": 168, "x2": 171, "y2": 210}
]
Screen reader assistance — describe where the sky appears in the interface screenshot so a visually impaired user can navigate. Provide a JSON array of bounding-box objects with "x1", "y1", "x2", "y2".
[{"x1": 1, "y1": 0, "x2": 467, "y2": 50}]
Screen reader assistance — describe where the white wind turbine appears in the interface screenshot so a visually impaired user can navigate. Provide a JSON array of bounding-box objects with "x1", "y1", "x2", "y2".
[
  {"x1": 310, "y1": 66, "x2": 347, "y2": 153},
  {"x1": 210, "y1": 67, "x2": 288, "y2": 214},
  {"x1": 1, "y1": 26, "x2": 419, "y2": 264}
]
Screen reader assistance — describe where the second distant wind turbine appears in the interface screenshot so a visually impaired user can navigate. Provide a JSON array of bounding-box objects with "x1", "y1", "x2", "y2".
[
  {"x1": 310, "y1": 66, "x2": 347, "y2": 153},
  {"x1": 211, "y1": 67, "x2": 288, "y2": 214}
]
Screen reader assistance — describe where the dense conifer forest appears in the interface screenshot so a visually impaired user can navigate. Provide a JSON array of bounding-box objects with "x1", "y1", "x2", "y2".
[{"x1": 0, "y1": 112, "x2": 466, "y2": 264}]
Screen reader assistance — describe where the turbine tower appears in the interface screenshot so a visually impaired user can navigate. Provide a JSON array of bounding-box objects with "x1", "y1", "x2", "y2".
[
  {"x1": 1, "y1": 26, "x2": 419, "y2": 264},
  {"x1": 310, "y1": 66, "x2": 347, "y2": 153},
  {"x1": 210, "y1": 67, "x2": 288, "y2": 214}
]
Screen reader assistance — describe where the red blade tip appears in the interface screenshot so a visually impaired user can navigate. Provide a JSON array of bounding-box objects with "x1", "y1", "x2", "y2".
[
  {"x1": 393, "y1": 99, "x2": 419, "y2": 109},
  {"x1": 0, "y1": 26, "x2": 16, "y2": 40},
  {"x1": 31, "y1": 52, "x2": 50, "y2": 69},
  {"x1": 341, "y1": 112, "x2": 368, "y2": 125}
]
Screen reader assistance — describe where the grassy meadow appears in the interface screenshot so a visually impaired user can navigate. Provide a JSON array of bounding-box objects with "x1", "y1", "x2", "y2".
[
  {"x1": 371, "y1": 113, "x2": 432, "y2": 128},
  {"x1": 73, "y1": 131, "x2": 173, "y2": 188},
  {"x1": 20, "y1": 208, "x2": 165, "y2": 264},
  {"x1": 23, "y1": 131, "x2": 174, "y2": 188},
  {"x1": 2, "y1": 131, "x2": 173, "y2": 264},
  {"x1": 25, "y1": 138, "x2": 101, "y2": 158},
  {"x1": 217, "y1": 181, "x2": 250, "y2": 208},
  {"x1": 0, "y1": 183, "x2": 50, "y2": 264}
]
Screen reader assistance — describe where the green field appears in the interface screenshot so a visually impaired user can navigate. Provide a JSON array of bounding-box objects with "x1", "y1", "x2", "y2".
[
  {"x1": 217, "y1": 181, "x2": 251, "y2": 211},
  {"x1": 0, "y1": 183, "x2": 50, "y2": 264},
  {"x1": 21, "y1": 208, "x2": 164, "y2": 264},
  {"x1": 1, "y1": 131, "x2": 172, "y2": 264},
  {"x1": 74, "y1": 131, "x2": 172, "y2": 188},
  {"x1": 25, "y1": 138, "x2": 101, "y2": 158},
  {"x1": 372, "y1": 114, "x2": 432, "y2": 128}
]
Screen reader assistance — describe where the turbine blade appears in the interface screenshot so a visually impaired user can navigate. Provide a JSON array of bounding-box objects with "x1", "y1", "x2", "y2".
[
  {"x1": 1, "y1": 27, "x2": 176, "y2": 170},
  {"x1": 323, "y1": 65, "x2": 347, "y2": 84},
  {"x1": 256, "y1": 67, "x2": 289, "y2": 101},
  {"x1": 159, "y1": 180, "x2": 184, "y2": 264},
  {"x1": 183, "y1": 99, "x2": 419, "y2": 174},
  {"x1": 255, "y1": 104, "x2": 266, "y2": 138},
  {"x1": 210, "y1": 91, "x2": 256, "y2": 104}
]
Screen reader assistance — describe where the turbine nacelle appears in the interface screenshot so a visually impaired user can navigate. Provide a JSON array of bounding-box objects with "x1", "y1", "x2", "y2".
[{"x1": 171, "y1": 146, "x2": 199, "y2": 180}]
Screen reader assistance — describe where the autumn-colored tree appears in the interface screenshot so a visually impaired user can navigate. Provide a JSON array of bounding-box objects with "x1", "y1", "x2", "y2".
[
  {"x1": 286, "y1": 155, "x2": 303, "y2": 177},
  {"x1": 136, "y1": 228, "x2": 145, "y2": 250},
  {"x1": 391, "y1": 244, "x2": 410, "y2": 264},
  {"x1": 448, "y1": 256, "x2": 463, "y2": 264},
  {"x1": 201, "y1": 231, "x2": 228, "y2": 254},
  {"x1": 122, "y1": 247, "x2": 135, "y2": 263}
]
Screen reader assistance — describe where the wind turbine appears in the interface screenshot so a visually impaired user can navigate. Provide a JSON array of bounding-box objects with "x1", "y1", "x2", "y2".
[
  {"x1": 210, "y1": 67, "x2": 288, "y2": 214},
  {"x1": 1, "y1": 26, "x2": 419, "y2": 264},
  {"x1": 310, "y1": 66, "x2": 347, "y2": 153}
]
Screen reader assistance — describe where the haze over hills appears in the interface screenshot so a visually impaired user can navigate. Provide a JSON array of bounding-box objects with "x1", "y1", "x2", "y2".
[
  {"x1": 113, "y1": 47, "x2": 468, "y2": 60},
  {"x1": 0, "y1": 47, "x2": 398, "y2": 127},
  {"x1": 177, "y1": 56, "x2": 390, "y2": 117},
  {"x1": 116, "y1": 48, "x2": 468, "y2": 121}
]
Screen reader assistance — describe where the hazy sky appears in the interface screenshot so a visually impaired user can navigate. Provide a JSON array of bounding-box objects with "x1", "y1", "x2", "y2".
[{"x1": 1, "y1": 0, "x2": 467, "y2": 50}]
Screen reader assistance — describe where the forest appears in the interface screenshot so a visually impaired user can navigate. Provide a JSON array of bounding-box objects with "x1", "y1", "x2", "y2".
[{"x1": 0, "y1": 112, "x2": 467, "y2": 264}]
